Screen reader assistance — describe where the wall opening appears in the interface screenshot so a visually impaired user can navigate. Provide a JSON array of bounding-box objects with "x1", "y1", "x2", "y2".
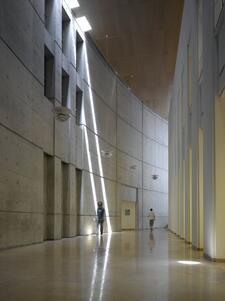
[
  {"x1": 198, "y1": 0, "x2": 203, "y2": 77},
  {"x1": 215, "y1": 92, "x2": 225, "y2": 257},
  {"x1": 62, "y1": 69, "x2": 69, "y2": 107},
  {"x1": 121, "y1": 201, "x2": 136, "y2": 230},
  {"x1": 43, "y1": 153, "x2": 53, "y2": 241},
  {"x1": 76, "y1": 168, "x2": 82, "y2": 235},
  {"x1": 62, "y1": 7, "x2": 70, "y2": 56},
  {"x1": 198, "y1": 128, "x2": 204, "y2": 248},
  {"x1": 45, "y1": 0, "x2": 53, "y2": 34},
  {"x1": 189, "y1": 147, "x2": 192, "y2": 243},
  {"x1": 187, "y1": 42, "x2": 192, "y2": 108},
  {"x1": 178, "y1": 155, "x2": 185, "y2": 237},
  {"x1": 76, "y1": 86, "x2": 83, "y2": 125},
  {"x1": 61, "y1": 162, "x2": 69, "y2": 238},
  {"x1": 214, "y1": 0, "x2": 225, "y2": 26},
  {"x1": 182, "y1": 160, "x2": 185, "y2": 238},
  {"x1": 178, "y1": 166, "x2": 181, "y2": 235},
  {"x1": 44, "y1": 46, "x2": 55, "y2": 101},
  {"x1": 76, "y1": 32, "x2": 83, "y2": 73}
]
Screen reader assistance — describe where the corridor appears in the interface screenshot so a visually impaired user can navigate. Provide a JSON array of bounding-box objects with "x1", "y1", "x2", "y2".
[{"x1": 0, "y1": 230, "x2": 225, "y2": 301}]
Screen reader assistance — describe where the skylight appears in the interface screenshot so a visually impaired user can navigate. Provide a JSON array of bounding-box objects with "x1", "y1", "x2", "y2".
[
  {"x1": 68, "y1": 0, "x2": 79, "y2": 9},
  {"x1": 76, "y1": 16, "x2": 92, "y2": 32}
]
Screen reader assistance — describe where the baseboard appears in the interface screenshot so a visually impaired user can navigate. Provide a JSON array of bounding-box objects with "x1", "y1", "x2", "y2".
[{"x1": 204, "y1": 253, "x2": 225, "y2": 262}]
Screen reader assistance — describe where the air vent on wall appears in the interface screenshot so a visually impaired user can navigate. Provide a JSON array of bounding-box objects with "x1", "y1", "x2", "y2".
[{"x1": 101, "y1": 150, "x2": 113, "y2": 159}]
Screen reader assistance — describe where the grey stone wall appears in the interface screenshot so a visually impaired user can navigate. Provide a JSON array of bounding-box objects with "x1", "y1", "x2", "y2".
[{"x1": 0, "y1": 0, "x2": 168, "y2": 248}]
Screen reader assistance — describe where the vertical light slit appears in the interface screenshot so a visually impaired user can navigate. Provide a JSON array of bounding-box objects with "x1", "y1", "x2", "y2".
[{"x1": 83, "y1": 42, "x2": 112, "y2": 233}]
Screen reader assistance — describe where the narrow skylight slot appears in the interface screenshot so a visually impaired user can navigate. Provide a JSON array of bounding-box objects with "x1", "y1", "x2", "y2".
[
  {"x1": 68, "y1": 0, "x2": 79, "y2": 9},
  {"x1": 76, "y1": 16, "x2": 92, "y2": 32}
]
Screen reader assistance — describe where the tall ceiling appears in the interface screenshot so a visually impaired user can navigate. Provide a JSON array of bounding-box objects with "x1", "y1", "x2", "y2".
[{"x1": 75, "y1": 0, "x2": 184, "y2": 119}]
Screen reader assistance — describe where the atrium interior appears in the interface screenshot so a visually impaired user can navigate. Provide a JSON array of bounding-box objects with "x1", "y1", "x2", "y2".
[{"x1": 0, "y1": 0, "x2": 225, "y2": 300}]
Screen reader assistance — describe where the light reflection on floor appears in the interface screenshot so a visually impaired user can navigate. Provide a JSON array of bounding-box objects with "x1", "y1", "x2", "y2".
[{"x1": 0, "y1": 230, "x2": 225, "y2": 300}]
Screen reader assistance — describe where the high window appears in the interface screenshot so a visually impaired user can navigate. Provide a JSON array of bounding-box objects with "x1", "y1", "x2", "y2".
[
  {"x1": 215, "y1": 0, "x2": 225, "y2": 25},
  {"x1": 44, "y1": 46, "x2": 55, "y2": 101},
  {"x1": 76, "y1": 86, "x2": 83, "y2": 125},
  {"x1": 198, "y1": 0, "x2": 203, "y2": 77},
  {"x1": 62, "y1": 7, "x2": 70, "y2": 56},
  {"x1": 62, "y1": 69, "x2": 69, "y2": 107},
  {"x1": 45, "y1": 0, "x2": 53, "y2": 34},
  {"x1": 76, "y1": 32, "x2": 83, "y2": 73}
]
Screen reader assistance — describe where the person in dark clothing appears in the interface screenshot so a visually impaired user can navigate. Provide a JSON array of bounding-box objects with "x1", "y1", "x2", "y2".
[{"x1": 97, "y1": 201, "x2": 105, "y2": 235}]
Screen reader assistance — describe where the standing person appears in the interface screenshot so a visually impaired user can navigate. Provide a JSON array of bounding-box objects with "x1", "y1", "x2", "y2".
[
  {"x1": 148, "y1": 208, "x2": 155, "y2": 231},
  {"x1": 97, "y1": 201, "x2": 105, "y2": 235}
]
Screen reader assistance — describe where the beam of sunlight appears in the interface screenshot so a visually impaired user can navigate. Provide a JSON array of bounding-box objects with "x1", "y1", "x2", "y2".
[
  {"x1": 83, "y1": 124, "x2": 97, "y2": 213},
  {"x1": 83, "y1": 42, "x2": 112, "y2": 233},
  {"x1": 178, "y1": 260, "x2": 201, "y2": 265}
]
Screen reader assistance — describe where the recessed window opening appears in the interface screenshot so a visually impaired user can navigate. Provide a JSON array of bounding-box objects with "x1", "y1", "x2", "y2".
[
  {"x1": 198, "y1": 0, "x2": 203, "y2": 77},
  {"x1": 62, "y1": 69, "x2": 69, "y2": 107},
  {"x1": 76, "y1": 32, "x2": 83, "y2": 73},
  {"x1": 43, "y1": 153, "x2": 53, "y2": 240},
  {"x1": 62, "y1": 7, "x2": 70, "y2": 56},
  {"x1": 61, "y1": 161, "x2": 69, "y2": 238},
  {"x1": 214, "y1": 0, "x2": 225, "y2": 26},
  {"x1": 45, "y1": 0, "x2": 53, "y2": 34},
  {"x1": 76, "y1": 86, "x2": 83, "y2": 125},
  {"x1": 44, "y1": 46, "x2": 55, "y2": 101}
]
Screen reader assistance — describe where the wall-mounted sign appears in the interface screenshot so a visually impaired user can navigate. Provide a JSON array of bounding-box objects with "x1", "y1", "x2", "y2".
[{"x1": 125, "y1": 209, "x2": 130, "y2": 216}]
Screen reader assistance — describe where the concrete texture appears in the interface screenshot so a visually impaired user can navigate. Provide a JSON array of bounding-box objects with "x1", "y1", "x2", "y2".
[{"x1": 0, "y1": 0, "x2": 168, "y2": 248}]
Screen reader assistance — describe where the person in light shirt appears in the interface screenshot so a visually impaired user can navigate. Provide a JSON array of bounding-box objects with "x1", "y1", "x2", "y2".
[{"x1": 148, "y1": 208, "x2": 155, "y2": 231}]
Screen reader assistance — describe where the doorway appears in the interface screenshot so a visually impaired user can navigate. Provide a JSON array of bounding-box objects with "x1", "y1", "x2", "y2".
[
  {"x1": 76, "y1": 168, "x2": 82, "y2": 235},
  {"x1": 214, "y1": 93, "x2": 225, "y2": 256},
  {"x1": 43, "y1": 153, "x2": 53, "y2": 240},
  {"x1": 198, "y1": 128, "x2": 204, "y2": 249},
  {"x1": 189, "y1": 147, "x2": 192, "y2": 243},
  {"x1": 121, "y1": 201, "x2": 136, "y2": 230},
  {"x1": 61, "y1": 162, "x2": 69, "y2": 238}
]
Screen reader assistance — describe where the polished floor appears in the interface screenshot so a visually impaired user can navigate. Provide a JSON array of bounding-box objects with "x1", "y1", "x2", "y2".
[{"x1": 0, "y1": 230, "x2": 225, "y2": 301}]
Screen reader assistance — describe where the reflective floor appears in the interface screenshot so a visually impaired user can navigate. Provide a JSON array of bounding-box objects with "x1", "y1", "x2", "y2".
[{"x1": 0, "y1": 230, "x2": 225, "y2": 300}]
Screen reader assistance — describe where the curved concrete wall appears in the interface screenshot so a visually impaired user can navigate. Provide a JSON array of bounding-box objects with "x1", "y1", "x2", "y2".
[{"x1": 0, "y1": 0, "x2": 168, "y2": 248}]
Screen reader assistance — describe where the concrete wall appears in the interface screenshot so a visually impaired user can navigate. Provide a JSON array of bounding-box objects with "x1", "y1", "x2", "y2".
[
  {"x1": 169, "y1": 0, "x2": 225, "y2": 260},
  {"x1": 0, "y1": 0, "x2": 168, "y2": 248}
]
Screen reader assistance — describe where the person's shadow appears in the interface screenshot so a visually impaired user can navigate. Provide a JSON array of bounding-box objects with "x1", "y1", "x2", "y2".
[{"x1": 149, "y1": 231, "x2": 155, "y2": 253}]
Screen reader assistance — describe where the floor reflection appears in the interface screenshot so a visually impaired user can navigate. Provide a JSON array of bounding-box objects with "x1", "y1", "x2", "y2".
[
  {"x1": 0, "y1": 230, "x2": 225, "y2": 300},
  {"x1": 149, "y1": 231, "x2": 155, "y2": 252},
  {"x1": 89, "y1": 234, "x2": 112, "y2": 301}
]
